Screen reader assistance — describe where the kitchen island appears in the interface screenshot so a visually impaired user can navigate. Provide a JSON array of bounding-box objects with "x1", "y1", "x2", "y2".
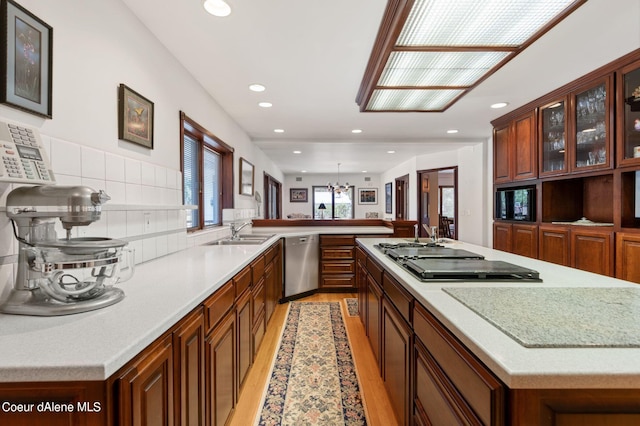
[
  {"x1": 1, "y1": 230, "x2": 639, "y2": 424},
  {"x1": 356, "y1": 237, "x2": 640, "y2": 425}
]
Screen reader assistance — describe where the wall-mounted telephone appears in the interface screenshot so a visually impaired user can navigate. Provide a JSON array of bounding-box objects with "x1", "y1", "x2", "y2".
[{"x1": 0, "y1": 120, "x2": 56, "y2": 184}]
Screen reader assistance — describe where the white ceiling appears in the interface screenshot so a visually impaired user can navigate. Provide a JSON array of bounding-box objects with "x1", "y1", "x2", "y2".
[{"x1": 120, "y1": 0, "x2": 637, "y2": 174}]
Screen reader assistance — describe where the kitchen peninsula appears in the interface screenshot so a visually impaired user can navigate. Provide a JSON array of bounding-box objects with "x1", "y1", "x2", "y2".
[{"x1": 1, "y1": 229, "x2": 640, "y2": 425}]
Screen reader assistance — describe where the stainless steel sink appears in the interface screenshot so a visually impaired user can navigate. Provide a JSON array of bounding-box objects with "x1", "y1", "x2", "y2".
[{"x1": 207, "y1": 234, "x2": 275, "y2": 245}]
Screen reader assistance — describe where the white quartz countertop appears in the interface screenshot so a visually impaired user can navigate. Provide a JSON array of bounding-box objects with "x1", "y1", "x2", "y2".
[
  {"x1": 0, "y1": 226, "x2": 390, "y2": 383},
  {"x1": 357, "y1": 238, "x2": 640, "y2": 389}
]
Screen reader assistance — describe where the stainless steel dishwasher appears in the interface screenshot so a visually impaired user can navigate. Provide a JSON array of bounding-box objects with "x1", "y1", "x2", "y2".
[{"x1": 284, "y1": 234, "x2": 319, "y2": 299}]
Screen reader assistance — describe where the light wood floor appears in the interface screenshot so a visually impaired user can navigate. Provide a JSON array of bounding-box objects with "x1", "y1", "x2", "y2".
[{"x1": 230, "y1": 292, "x2": 399, "y2": 426}]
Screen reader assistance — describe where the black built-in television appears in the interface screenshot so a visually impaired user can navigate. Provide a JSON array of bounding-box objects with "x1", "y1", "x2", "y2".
[{"x1": 495, "y1": 186, "x2": 535, "y2": 222}]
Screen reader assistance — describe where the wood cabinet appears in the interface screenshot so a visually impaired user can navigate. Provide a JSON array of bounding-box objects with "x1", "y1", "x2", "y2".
[
  {"x1": 513, "y1": 112, "x2": 538, "y2": 181},
  {"x1": 616, "y1": 232, "x2": 640, "y2": 283},
  {"x1": 173, "y1": 308, "x2": 205, "y2": 426},
  {"x1": 205, "y1": 309, "x2": 235, "y2": 426},
  {"x1": 252, "y1": 277, "x2": 266, "y2": 359},
  {"x1": 413, "y1": 303, "x2": 505, "y2": 426},
  {"x1": 571, "y1": 227, "x2": 614, "y2": 276},
  {"x1": 493, "y1": 124, "x2": 510, "y2": 184},
  {"x1": 0, "y1": 381, "x2": 107, "y2": 426},
  {"x1": 366, "y1": 273, "x2": 382, "y2": 367},
  {"x1": 539, "y1": 225, "x2": 570, "y2": 266},
  {"x1": 510, "y1": 388, "x2": 640, "y2": 425},
  {"x1": 511, "y1": 223, "x2": 538, "y2": 258},
  {"x1": 320, "y1": 234, "x2": 356, "y2": 289},
  {"x1": 236, "y1": 288, "x2": 252, "y2": 392},
  {"x1": 381, "y1": 298, "x2": 412, "y2": 426},
  {"x1": 493, "y1": 222, "x2": 512, "y2": 252},
  {"x1": 356, "y1": 246, "x2": 368, "y2": 326},
  {"x1": 0, "y1": 240, "x2": 284, "y2": 426},
  {"x1": 493, "y1": 111, "x2": 537, "y2": 183},
  {"x1": 115, "y1": 334, "x2": 175, "y2": 426},
  {"x1": 493, "y1": 222, "x2": 538, "y2": 258}
]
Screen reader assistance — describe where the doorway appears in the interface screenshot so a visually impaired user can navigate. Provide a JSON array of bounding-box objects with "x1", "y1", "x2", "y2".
[
  {"x1": 417, "y1": 167, "x2": 458, "y2": 239},
  {"x1": 395, "y1": 174, "x2": 409, "y2": 220},
  {"x1": 263, "y1": 173, "x2": 282, "y2": 219}
]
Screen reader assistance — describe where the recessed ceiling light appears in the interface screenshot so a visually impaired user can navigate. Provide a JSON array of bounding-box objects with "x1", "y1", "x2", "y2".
[
  {"x1": 301, "y1": 170, "x2": 307, "y2": 173},
  {"x1": 293, "y1": 150, "x2": 301, "y2": 154},
  {"x1": 258, "y1": 102, "x2": 272, "y2": 108},
  {"x1": 387, "y1": 150, "x2": 396, "y2": 154},
  {"x1": 447, "y1": 129, "x2": 459, "y2": 134},
  {"x1": 352, "y1": 129, "x2": 363, "y2": 134},
  {"x1": 249, "y1": 84, "x2": 265, "y2": 92},
  {"x1": 274, "y1": 129, "x2": 284, "y2": 133},
  {"x1": 202, "y1": 0, "x2": 231, "y2": 17},
  {"x1": 362, "y1": 170, "x2": 368, "y2": 173},
  {"x1": 491, "y1": 102, "x2": 509, "y2": 109}
]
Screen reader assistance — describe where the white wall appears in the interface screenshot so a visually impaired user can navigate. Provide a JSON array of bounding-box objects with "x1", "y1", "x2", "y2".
[
  {"x1": 283, "y1": 173, "x2": 383, "y2": 219},
  {"x1": 379, "y1": 143, "x2": 488, "y2": 246},
  {"x1": 0, "y1": 0, "x2": 283, "y2": 294}
]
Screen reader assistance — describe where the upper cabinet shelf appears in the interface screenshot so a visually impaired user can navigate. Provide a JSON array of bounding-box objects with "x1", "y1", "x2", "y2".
[
  {"x1": 538, "y1": 76, "x2": 613, "y2": 177},
  {"x1": 617, "y1": 58, "x2": 640, "y2": 167},
  {"x1": 569, "y1": 76, "x2": 613, "y2": 173}
]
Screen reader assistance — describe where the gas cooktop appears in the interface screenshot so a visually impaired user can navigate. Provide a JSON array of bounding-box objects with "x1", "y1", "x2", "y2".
[{"x1": 374, "y1": 242, "x2": 541, "y2": 282}]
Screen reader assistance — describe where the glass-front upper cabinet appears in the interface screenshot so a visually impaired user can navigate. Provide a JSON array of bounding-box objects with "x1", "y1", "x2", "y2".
[
  {"x1": 570, "y1": 75, "x2": 612, "y2": 172},
  {"x1": 539, "y1": 98, "x2": 567, "y2": 176},
  {"x1": 617, "y1": 59, "x2": 640, "y2": 167}
]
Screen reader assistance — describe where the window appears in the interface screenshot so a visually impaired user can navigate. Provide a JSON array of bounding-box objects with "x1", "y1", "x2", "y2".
[
  {"x1": 181, "y1": 112, "x2": 233, "y2": 231},
  {"x1": 312, "y1": 186, "x2": 355, "y2": 219},
  {"x1": 439, "y1": 186, "x2": 454, "y2": 218}
]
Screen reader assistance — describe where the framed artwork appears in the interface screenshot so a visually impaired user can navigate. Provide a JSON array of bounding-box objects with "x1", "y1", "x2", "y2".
[
  {"x1": 118, "y1": 84, "x2": 154, "y2": 148},
  {"x1": 1, "y1": 0, "x2": 53, "y2": 118},
  {"x1": 239, "y1": 157, "x2": 254, "y2": 196},
  {"x1": 358, "y1": 188, "x2": 378, "y2": 205},
  {"x1": 385, "y1": 182, "x2": 392, "y2": 213},
  {"x1": 290, "y1": 188, "x2": 308, "y2": 202}
]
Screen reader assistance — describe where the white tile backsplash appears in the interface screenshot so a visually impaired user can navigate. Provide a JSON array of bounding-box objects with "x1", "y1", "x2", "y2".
[
  {"x1": 105, "y1": 153, "x2": 126, "y2": 182},
  {"x1": 105, "y1": 180, "x2": 126, "y2": 204},
  {"x1": 81, "y1": 147, "x2": 106, "y2": 180},
  {"x1": 124, "y1": 158, "x2": 141, "y2": 185},
  {"x1": 1, "y1": 136, "x2": 198, "y2": 267},
  {"x1": 142, "y1": 237, "x2": 157, "y2": 263},
  {"x1": 51, "y1": 138, "x2": 82, "y2": 177},
  {"x1": 54, "y1": 174, "x2": 82, "y2": 186},
  {"x1": 125, "y1": 183, "x2": 143, "y2": 204},
  {"x1": 126, "y1": 211, "x2": 144, "y2": 237},
  {"x1": 155, "y1": 165, "x2": 167, "y2": 188},
  {"x1": 81, "y1": 177, "x2": 106, "y2": 192},
  {"x1": 106, "y1": 211, "x2": 127, "y2": 238},
  {"x1": 0, "y1": 217, "x2": 13, "y2": 257},
  {"x1": 141, "y1": 163, "x2": 155, "y2": 186}
]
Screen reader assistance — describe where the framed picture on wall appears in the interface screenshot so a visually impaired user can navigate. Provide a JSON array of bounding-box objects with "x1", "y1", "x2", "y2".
[
  {"x1": 290, "y1": 188, "x2": 308, "y2": 202},
  {"x1": 385, "y1": 182, "x2": 392, "y2": 213},
  {"x1": 118, "y1": 84, "x2": 154, "y2": 148},
  {"x1": 1, "y1": 0, "x2": 53, "y2": 118},
  {"x1": 358, "y1": 188, "x2": 377, "y2": 205}
]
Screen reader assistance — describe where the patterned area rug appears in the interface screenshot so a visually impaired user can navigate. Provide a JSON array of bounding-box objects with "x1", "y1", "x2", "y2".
[
  {"x1": 344, "y1": 298, "x2": 359, "y2": 317},
  {"x1": 257, "y1": 302, "x2": 367, "y2": 425}
]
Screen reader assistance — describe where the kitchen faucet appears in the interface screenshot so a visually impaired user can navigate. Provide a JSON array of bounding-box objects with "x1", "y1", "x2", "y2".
[
  {"x1": 419, "y1": 224, "x2": 439, "y2": 243},
  {"x1": 230, "y1": 221, "x2": 252, "y2": 240}
]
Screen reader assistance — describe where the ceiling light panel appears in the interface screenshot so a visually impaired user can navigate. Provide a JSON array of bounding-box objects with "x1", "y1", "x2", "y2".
[
  {"x1": 367, "y1": 89, "x2": 464, "y2": 111},
  {"x1": 378, "y1": 51, "x2": 510, "y2": 86},
  {"x1": 398, "y1": 0, "x2": 578, "y2": 47}
]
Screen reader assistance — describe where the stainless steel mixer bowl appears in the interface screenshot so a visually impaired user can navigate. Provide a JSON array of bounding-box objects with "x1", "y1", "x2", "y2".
[{"x1": 33, "y1": 237, "x2": 128, "y2": 255}]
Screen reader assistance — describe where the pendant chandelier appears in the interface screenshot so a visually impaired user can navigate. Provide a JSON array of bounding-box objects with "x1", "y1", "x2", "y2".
[{"x1": 327, "y1": 163, "x2": 349, "y2": 194}]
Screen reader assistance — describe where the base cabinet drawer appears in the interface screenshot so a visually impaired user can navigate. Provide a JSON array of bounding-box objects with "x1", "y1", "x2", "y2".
[
  {"x1": 413, "y1": 303, "x2": 505, "y2": 425},
  {"x1": 415, "y1": 339, "x2": 481, "y2": 425},
  {"x1": 320, "y1": 275, "x2": 355, "y2": 288}
]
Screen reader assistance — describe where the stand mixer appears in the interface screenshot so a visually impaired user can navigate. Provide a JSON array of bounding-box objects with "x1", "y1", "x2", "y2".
[{"x1": 1, "y1": 185, "x2": 134, "y2": 316}]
